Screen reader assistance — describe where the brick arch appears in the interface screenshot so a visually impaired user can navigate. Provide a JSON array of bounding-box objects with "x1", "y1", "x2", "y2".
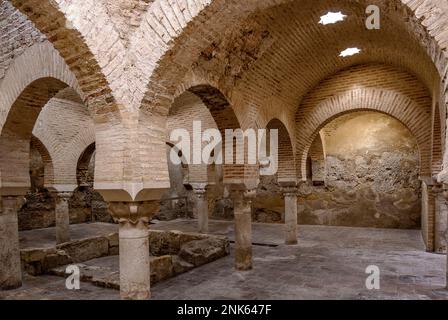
[
  {"x1": 167, "y1": 89, "x2": 219, "y2": 185},
  {"x1": 295, "y1": 89, "x2": 431, "y2": 181},
  {"x1": 309, "y1": 133, "x2": 326, "y2": 163},
  {"x1": 30, "y1": 135, "x2": 54, "y2": 188},
  {"x1": 134, "y1": 0, "x2": 444, "y2": 119},
  {"x1": 0, "y1": 42, "x2": 80, "y2": 131},
  {"x1": 32, "y1": 93, "x2": 96, "y2": 192},
  {"x1": 308, "y1": 133, "x2": 326, "y2": 183},
  {"x1": 77, "y1": 143, "x2": 96, "y2": 187},
  {"x1": 0, "y1": 76, "x2": 69, "y2": 194},
  {"x1": 165, "y1": 142, "x2": 190, "y2": 185},
  {"x1": 174, "y1": 84, "x2": 248, "y2": 186},
  {"x1": 431, "y1": 102, "x2": 443, "y2": 177},
  {"x1": 266, "y1": 118, "x2": 295, "y2": 183},
  {"x1": 9, "y1": 0, "x2": 124, "y2": 118},
  {"x1": 130, "y1": 0, "x2": 448, "y2": 191}
]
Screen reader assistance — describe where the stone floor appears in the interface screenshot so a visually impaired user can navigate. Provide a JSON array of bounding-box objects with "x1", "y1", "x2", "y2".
[{"x1": 2, "y1": 220, "x2": 447, "y2": 300}]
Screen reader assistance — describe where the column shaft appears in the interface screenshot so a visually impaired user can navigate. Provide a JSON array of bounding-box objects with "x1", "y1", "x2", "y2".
[
  {"x1": 54, "y1": 192, "x2": 71, "y2": 244},
  {"x1": 194, "y1": 187, "x2": 208, "y2": 234},
  {"x1": 109, "y1": 200, "x2": 159, "y2": 300},
  {"x1": 119, "y1": 219, "x2": 150, "y2": 300},
  {"x1": 0, "y1": 196, "x2": 24, "y2": 290},
  {"x1": 284, "y1": 192, "x2": 298, "y2": 245},
  {"x1": 232, "y1": 191, "x2": 253, "y2": 271}
]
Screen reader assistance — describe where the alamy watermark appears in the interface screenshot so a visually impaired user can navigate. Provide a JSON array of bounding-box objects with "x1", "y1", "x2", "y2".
[
  {"x1": 366, "y1": 5, "x2": 380, "y2": 30},
  {"x1": 65, "y1": 265, "x2": 81, "y2": 290},
  {"x1": 169, "y1": 121, "x2": 279, "y2": 176},
  {"x1": 365, "y1": 265, "x2": 381, "y2": 290}
]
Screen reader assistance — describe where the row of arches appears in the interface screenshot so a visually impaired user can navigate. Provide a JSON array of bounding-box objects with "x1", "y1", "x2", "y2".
[{"x1": 1, "y1": 0, "x2": 448, "y2": 299}]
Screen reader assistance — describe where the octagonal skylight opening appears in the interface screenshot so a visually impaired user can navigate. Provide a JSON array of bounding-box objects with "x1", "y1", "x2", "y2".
[
  {"x1": 319, "y1": 11, "x2": 347, "y2": 25},
  {"x1": 340, "y1": 47, "x2": 361, "y2": 57}
]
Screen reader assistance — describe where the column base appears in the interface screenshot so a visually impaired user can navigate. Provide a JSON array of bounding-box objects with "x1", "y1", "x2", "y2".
[{"x1": 235, "y1": 247, "x2": 253, "y2": 271}]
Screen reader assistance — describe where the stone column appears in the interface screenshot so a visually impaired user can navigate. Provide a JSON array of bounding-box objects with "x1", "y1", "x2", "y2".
[
  {"x1": 0, "y1": 196, "x2": 25, "y2": 290},
  {"x1": 54, "y1": 192, "x2": 72, "y2": 244},
  {"x1": 193, "y1": 184, "x2": 208, "y2": 234},
  {"x1": 283, "y1": 187, "x2": 298, "y2": 245},
  {"x1": 441, "y1": 184, "x2": 448, "y2": 289},
  {"x1": 230, "y1": 188, "x2": 255, "y2": 271},
  {"x1": 109, "y1": 200, "x2": 159, "y2": 300}
]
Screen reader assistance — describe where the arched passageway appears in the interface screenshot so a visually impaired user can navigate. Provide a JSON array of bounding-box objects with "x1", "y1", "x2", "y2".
[{"x1": 2, "y1": 0, "x2": 448, "y2": 299}]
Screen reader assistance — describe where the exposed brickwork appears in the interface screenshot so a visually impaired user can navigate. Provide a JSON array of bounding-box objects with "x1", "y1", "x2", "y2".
[
  {"x1": 0, "y1": 1, "x2": 45, "y2": 79},
  {"x1": 266, "y1": 119, "x2": 294, "y2": 183},
  {"x1": 295, "y1": 64, "x2": 432, "y2": 181},
  {"x1": 32, "y1": 95, "x2": 95, "y2": 189},
  {"x1": 5, "y1": 0, "x2": 448, "y2": 198}
]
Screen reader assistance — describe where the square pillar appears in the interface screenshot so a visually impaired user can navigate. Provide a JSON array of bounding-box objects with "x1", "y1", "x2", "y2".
[{"x1": 0, "y1": 196, "x2": 25, "y2": 290}]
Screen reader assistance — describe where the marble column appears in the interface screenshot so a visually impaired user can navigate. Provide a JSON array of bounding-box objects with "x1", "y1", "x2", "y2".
[
  {"x1": 230, "y1": 189, "x2": 255, "y2": 271},
  {"x1": 0, "y1": 196, "x2": 25, "y2": 290},
  {"x1": 283, "y1": 187, "x2": 298, "y2": 245},
  {"x1": 109, "y1": 200, "x2": 159, "y2": 300},
  {"x1": 54, "y1": 192, "x2": 72, "y2": 244},
  {"x1": 193, "y1": 185, "x2": 208, "y2": 234}
]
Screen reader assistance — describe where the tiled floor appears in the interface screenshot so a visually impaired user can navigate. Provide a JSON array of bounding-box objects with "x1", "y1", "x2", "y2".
[{"x1": 2, "y1": 220, "x2": 447, "y2": 300}]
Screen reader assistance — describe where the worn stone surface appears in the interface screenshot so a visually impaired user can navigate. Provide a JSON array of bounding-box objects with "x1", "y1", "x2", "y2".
[
  {"x1": 57, "y1": 237, "x2": 110, "y2": 263},
  {"x1": 179, "y1": 238, "x2": 230, "y2": 267},
  {"x1": 299, "y1": 113, "x2": 421, "y2": 229},
  {"x1": 17, "y1": 221, "x2": 230, "y2": 295},
  {"x1": 249, "y1": 113, "x2": 423, "y2": 230},
  {"x1": 3, "y1": 223, "x2": 447, "y2": 300}
]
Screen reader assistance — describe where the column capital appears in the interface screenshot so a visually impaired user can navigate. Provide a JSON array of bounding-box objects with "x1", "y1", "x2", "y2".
[
  {"x1": 282, "y1": 187, "x2": 299, "y2": 197},
  {"x1": 108, "y1": 200, "x2": 160, "y2": 225},
  {"x1": 1, "y1": 195, "x2": 26, "y2": 213},
  {"x1": 228, "y1": 187, "x2": 257, "y2": 201},
  {"x1": 51, "y1": 191, "x2": 73, "y2": 200},
  {"x1": 442, "y1": 184, "x2": 448, "y2": 201},
  {"x1": 191, "y1": 183, "x2": 208, "y2": 196}
]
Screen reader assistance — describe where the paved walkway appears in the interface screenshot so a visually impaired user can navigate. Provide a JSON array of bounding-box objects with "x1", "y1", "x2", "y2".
[{"x1": 2, "y1": 220, "x2": 446, "y2": 300}]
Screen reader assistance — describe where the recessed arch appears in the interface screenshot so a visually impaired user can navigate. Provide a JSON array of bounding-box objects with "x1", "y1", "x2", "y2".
[
  {"x1": 295, "y1": 63, "x2": 432, "y2": 181},
  {"x1": 0, "y1": 77, "x2": 69, "y2": 193},
  {"x1": 296, "y1": 92, "x2": 430, "y2": 181},
  {"x1": 77, "y1": 143, "x2": 96, "y2": 187},
  {"x1": 266, "y1": 118, "x2": 295, "y2": 183},
  {"x1": 31, "y1": 91, "x2": 96, "y2": 191},
  {"x1": 308, "y1": 133, "x2": 326, "y2": 184},
  {"x1": 30, "y1": 135, "x2": 54, "y2": 189}
]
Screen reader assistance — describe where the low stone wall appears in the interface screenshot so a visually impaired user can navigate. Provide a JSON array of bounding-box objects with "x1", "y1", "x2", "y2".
[
  {"x1": 20, "y1": 229, "x2": 230, "y2": 287},
  {"x1": 20, "y1": 233, "x2": 118, "y2": 276}
]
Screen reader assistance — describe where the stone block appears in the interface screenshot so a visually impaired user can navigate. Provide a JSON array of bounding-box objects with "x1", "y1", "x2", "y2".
[
  {"x1": 150, "y1": 255, "x2": 174, "y2": 284},
  {"x1": 57, "y1": 236, "x2": 109, "y2": 263},
  {"x1": 179, "y1": 237, "x2": 230, "y2": 267}
]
